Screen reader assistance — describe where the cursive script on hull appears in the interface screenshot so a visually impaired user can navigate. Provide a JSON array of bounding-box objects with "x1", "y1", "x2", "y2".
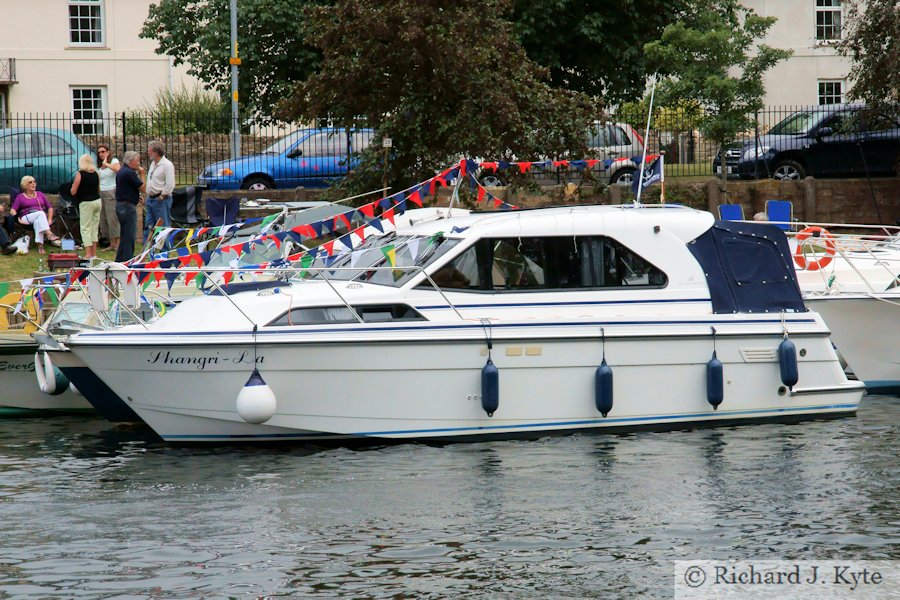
[
  {"x1": 147, "y1": 351, "x2": 263, "y2": 371},
  {"x1": 0, "y1": 360, "x2": 35, "y2": 372}
]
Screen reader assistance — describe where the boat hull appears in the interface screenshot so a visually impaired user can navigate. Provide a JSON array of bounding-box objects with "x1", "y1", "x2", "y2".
[
  {"x1": 70, "y1": 325, "x2": 864, "y2": 442},
  {"x1": 0, "y1": 341, "x2": 93, "y2": 412},
  {"x1": 47, "y1": 349, "x2": 143, "y2": 422},
  {"x1": 804, "y1": 294, "x2": 900, "y2": 394}
]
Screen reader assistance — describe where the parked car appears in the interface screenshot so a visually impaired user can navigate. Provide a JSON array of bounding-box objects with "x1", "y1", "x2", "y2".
[
  {"x1": 478, "y1": 121, "x2": 646, "y2": 187},
  {"x1": 0, "y1": 128, "x2": 93, "y2": 194},
  {"x1": 196, "y1": 127, "x2": 375, "y2": 191},
  {"x1": 712, "y1": 103, "x2": 900, "y2": 180}
]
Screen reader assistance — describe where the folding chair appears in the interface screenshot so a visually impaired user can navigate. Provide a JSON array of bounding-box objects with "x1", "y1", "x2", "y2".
[
  {"x1": 205, "y1": 196, "x2": 241, "y2": 228},
  {"x1": 170, "y1": 186, "x2": 204, "y2": 226},
  {"x1": 765, "y1": 200, "x2": 793, "y2": 231},
  {"x1": 717, "y1": 204, "x2": 744, "y2": 221}
]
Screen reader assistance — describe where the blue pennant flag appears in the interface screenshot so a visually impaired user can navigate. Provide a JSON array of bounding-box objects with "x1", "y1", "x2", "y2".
[
  {"x1": 368, "y1": 218, "x2": 384, "y2": 234},
  {"x1": 631, "y1": 157, "x2": 662, "y2": 195}
]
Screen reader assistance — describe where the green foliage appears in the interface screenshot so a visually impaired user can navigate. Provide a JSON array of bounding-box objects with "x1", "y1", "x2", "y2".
[
  {"x1": 839, "y1": 0, "x2": 900, "y2": 110},
  {"x1": 617, "y1": 99, "x2": 704, "y2": 132},
  {"x1": 278, "y1": 0, "x2": 594, "y2": 196},
  {"x1": 123, "y1": 84, "x2": 231, "y2": 135},
  {"x1": 644, "y1": 0, "x2": 791, "y2": 185},
  {"x1": 141, "y1": 0, "x2": 322, "y2": 122},
  {"x1": 512, "y1": 0, "x2": 691, "y2": 102}
]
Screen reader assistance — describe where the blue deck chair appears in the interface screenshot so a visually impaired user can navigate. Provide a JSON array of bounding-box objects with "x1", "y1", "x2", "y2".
[
  {"x1": 205, "y1": 196, "x2": 241, "y2": 228},
  {"x1": 765, "y1": 200, "x2": 793, "y2": 231},
  {"x1": 718, "y1": 204, "x2": 744, "y2": 221}
]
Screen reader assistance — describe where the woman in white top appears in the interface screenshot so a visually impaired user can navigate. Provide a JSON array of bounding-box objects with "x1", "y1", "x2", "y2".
[{"x1": 96, "y1": 144, "x2": 121, "y2": 251}]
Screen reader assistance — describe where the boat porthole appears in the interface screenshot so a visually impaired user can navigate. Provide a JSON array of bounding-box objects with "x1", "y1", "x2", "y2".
[
  {"x1": 799, "y1": 348, "x2": 807, "y2": 357},
  {"x1": 778, "y1": 386, "x2": 787, "y2": 396}
]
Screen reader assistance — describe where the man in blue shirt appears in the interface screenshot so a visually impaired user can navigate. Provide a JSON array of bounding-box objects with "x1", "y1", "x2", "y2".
[{"x1": 115, "y1": 151, "x2": 146, "y2": 263}]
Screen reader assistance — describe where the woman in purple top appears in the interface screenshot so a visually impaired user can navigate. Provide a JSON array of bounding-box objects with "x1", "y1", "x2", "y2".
[{"x1": 11, "y1": 175, "x2": 61, "y2": 253}]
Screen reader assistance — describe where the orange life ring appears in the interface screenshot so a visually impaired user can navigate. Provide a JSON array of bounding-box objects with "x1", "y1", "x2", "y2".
[{"x1": 793, "y1": 226, "x2": 836, "y2": 271}]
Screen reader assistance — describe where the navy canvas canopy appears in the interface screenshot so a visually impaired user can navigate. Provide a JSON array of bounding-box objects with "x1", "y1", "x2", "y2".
[{"x1": 688, "y1": 221, "x2": 806, "y2": 314}]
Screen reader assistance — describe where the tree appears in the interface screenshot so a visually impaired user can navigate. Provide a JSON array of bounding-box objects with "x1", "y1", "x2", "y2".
[
  {"x1": 141, "y1": 0, "x2": 322, "y2": 121},
  {"x1": 512, "y1": 0, "x2": 691, "y2": 102},
  {"x1": 644, "y1": 0, "x2": 791, "y2": 188},
  {"x1": 277, "y1": 0, "x2": 594, "y2": 194},
  {"x1": 839, "y1": 0, "x2": 900, "y2": 110}
]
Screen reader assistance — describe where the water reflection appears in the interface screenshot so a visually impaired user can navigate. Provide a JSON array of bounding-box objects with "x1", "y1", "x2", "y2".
[{"x1": 0, "y1": 398, "x2": 897, "y2": 597}]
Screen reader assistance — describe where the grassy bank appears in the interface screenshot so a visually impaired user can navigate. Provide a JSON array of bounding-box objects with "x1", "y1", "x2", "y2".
[{"x1": 0, "y1": 247, "x2": 119, "y2": 284}]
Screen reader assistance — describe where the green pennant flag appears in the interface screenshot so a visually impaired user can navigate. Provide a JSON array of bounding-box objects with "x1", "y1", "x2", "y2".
[
  {"x1": 299, "y1": 254, "x2": 314, "y2": 277},
  {"x1": 261, "y1": 213, "x2": 280, "y2": 227},
  {"x1": 46, "y1": 288, "x2": 59, "y2": 305},
  {"x1": 381, "y1": 244, "x2": 396, "y2": 267},
  {"x1": 0, "y1": 282, "x2": 8, "y2": 297}
]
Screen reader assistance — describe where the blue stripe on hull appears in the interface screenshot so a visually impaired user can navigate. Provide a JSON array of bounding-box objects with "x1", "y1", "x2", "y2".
[{"x1": 161, "y1": 402, "x2": 860, "y2": 441}]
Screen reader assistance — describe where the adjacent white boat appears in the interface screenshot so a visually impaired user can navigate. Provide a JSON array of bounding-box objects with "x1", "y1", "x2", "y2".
[
  {"x1": 66, "y1": 205, "x2": 864, "y2": 442},
  {"x1": 792, "y1": 225, "x2": 900, "y2": 393},
  {"x1": 0, "y1": 333, "x2": 91, "y2": 412}
]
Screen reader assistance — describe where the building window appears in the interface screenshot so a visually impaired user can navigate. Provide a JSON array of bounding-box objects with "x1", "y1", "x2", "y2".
[
  {"x1": 71, "y1": 87, "x2": 106, "y2": 134},
  {"x1": 69, "y1": 0, "x2": 104, "y2": 46},
  {"x1": 818, "y1": 80, "x2": 844, "y2": 105},
  {"x1": 816, "y1": 0, "x2": 842, "y2": 41}
]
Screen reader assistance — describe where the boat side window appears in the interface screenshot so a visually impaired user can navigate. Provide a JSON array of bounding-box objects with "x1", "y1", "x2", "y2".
[
  {"x1": 267, "y1": 304, "x2": 426, "y2": 326},
  {"x1": 424, "y1": 236, "x2": 666, "y2": 291}
]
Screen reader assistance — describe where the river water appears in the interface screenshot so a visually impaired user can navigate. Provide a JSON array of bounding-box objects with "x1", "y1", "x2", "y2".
[{"x1": 0, "y1": 396, "x2": 897, "y2": 598}]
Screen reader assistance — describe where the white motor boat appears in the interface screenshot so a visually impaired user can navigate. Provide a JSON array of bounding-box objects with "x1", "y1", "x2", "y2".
[
  {"x1": 65, "y1": 205, "x2": 864, "y2": 442},
  {"x1": 0, "y1": 290, "x2": 91, "y2": 413},
  {"x1": 792, "y1": 224, "x2": 900, "y2": 393}
]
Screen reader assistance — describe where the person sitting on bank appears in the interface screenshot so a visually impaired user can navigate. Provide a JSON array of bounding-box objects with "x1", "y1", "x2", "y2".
[
  {"x1": 11, "y1": 176, "x2": 61, "y2": 254},
  {"x1": 0, "y1": 205, "x2": 16, "y2": 255}
]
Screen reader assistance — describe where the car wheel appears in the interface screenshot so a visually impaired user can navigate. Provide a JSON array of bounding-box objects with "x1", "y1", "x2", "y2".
[
  {"x1": 772, "y1": 160, "x2": 806, "y2": 181},
  {"x1": 609, "y1": 166, "x2": 637, "y2": 186},
  {"x1": 241, "y1": 176, "x2": 274, "y2": 190}
]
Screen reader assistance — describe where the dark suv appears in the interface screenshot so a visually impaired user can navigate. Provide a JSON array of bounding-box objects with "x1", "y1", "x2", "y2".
[{"x1": 713, "y1": 103, "x2": 900, "y2": 180}]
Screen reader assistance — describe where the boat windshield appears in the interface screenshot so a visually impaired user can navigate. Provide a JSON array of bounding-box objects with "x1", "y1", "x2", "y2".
[
  {"x1": 304, "y1": 233, "x2": 460, "y2": 287},
  {"x1": 767, "y1": 110, "x2": 831, "y2": 135}
]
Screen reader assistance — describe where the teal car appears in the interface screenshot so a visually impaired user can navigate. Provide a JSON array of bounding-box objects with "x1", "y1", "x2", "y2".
[{"x1": 0, "y1": 128, "x2": 93, "y2": 194}]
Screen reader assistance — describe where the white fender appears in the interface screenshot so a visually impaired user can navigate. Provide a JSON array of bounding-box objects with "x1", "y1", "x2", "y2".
[
  {"x1": 34, "y1": 352, "x2": 70, "y2": 396},
  {"x1": 109, "y1": 262, "x2": 140, "y2": 309},
  {"x1": 86, "y1": 273, "x2": 109, "y2": 313}
]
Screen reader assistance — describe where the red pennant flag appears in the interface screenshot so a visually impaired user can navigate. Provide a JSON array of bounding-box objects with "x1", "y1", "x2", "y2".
[
  {"x1": 459, "y1": 159, "x2": 466, "y2": 177},
  {"x1": 383, "y1": 208, "x2": 396, "y2": 225},
  {"x1": 586, "y1": 159, "x2": 600, "y2": 168},
  {"x1": 407, "y1": 190, "x2": 423, "y2": 207},
  {"x1": 223, "y1": 271, "x2": 233, "y2": 285},
  {"x1": 323, "y1": 240, "x2": 336, "y2": 256},
  {"x1": 178, "y1": 256, "x2": 192, "y2": 267},
  {"x1": 291, "y1": 224, "x2": 315, "y2": 238},
  {"x1": 287, "y1": 252, "x2": 303, "y2": 261},
  {"x1": 481, "y1": 161, "x2": 498, "y2": 171},
  {"x1": 477, "y1": 187, "x2": 486, "y2": 203},
  {"x1": 271, "y1": 236, "x2": 282, "y2": 249},
  {"x1": 336, "y1": 213, "x2": 351, "y2": 230},
  {"x1": 493, "y1": 198, "x2": 503, "y2": 207},
  {"x1": 428, "y1": 178, "x2": 438, "y2": 195},
  {"x1": 553, "y1": 160, "x2": 569, "y2": 168},
  {"x1": 127, "y1": 271, "x2": 134, "y2": 283},
  {"x1": 517, "y1": 161, "x2": 533, "y2": 173},
  {"x1": 352, "y1": 225, "x2": 366, "y2": 242},
  {"x1": 184, "y1": 271, "x2": 199, "y2": 285},
  {"x1": 192, "y1": 254, "x2": 205, "y2": 268},
  {"x1": 358, "y1": 203, "x2": 375, "y2": 218}
]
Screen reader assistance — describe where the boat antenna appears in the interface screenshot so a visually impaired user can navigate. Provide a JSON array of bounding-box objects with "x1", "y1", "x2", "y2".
[{"x1": 635, "y1": 73, "x2": 658, "y2": 208}]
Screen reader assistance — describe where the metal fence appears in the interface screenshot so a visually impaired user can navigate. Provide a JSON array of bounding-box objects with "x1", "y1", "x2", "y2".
[{"x1": 0, "y1": 106, "x2": 896, "y2": 196}]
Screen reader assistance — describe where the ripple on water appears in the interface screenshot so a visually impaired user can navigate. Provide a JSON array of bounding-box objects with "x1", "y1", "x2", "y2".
[{"x1": 0, "y1": 396, "x2": 897, "y2": 597}]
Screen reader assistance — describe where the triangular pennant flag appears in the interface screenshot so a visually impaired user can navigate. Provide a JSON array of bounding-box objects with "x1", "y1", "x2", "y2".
[
  {"x1": 352, "y1": 225, "x2": 367, "y2": 243},
  {"x1": 322, "y1": 240, "x2": 336, "y2": 256},
  {"x1": 406, "y1": 238, "x2": 420, "y2": 262},
  {"x1": 380, "y1": 244, "x2": 396, "y2": 267},
  {"x1": 382, "y1": 208, "x2": 396, "y2": 225},
  {"x1": 358, "y1": 202, "x2": 375, "y2": 218},
  {"x1": 349, "y1": 249, "x2": 366, "y2": 268},
  {"x1": 407, "y1": 189, "x2": 423, "y2": 207},
  {"x1": 368, "y1": 218, "x2": 384, "y2": 233}
]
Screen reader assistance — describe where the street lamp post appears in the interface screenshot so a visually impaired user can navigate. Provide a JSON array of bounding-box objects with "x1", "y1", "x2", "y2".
[{"x1": 229, "y1": 0, "x2": 241, "y2": 158}]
